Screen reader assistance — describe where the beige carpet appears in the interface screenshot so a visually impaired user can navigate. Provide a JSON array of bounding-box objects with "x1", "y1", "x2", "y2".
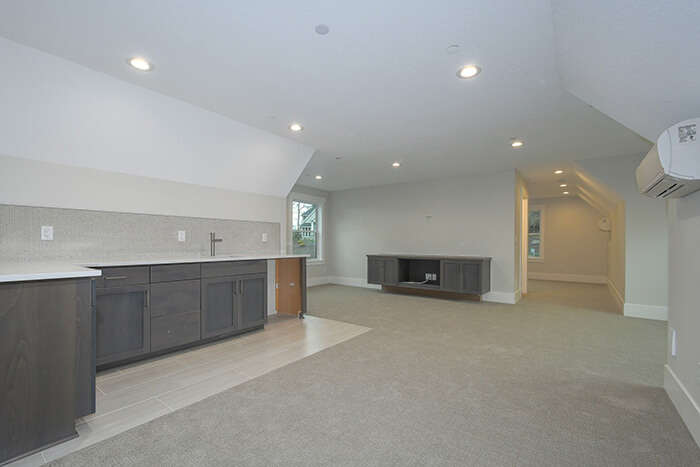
[{"x1": 50, "y1": 281, "x2": 699, "y2": 466}]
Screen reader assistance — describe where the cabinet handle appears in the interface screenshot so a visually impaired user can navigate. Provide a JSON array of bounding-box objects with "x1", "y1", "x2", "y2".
[
  {"x1": 233, "y1": 280, "x2": 238, "y2": 296},
  {"x1": 145, "y1": 290, "x2": 150, "y2": 307},
  {"x1": 105, "y1": 275, "x2": 127, "y2": 281},
  {"x1": 240, "y1": 281, "x2": 244, "y2": 294}
]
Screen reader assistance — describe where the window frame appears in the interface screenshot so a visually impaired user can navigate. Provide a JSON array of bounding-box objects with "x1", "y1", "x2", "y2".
[
  {"x1": 528, "y1": 204, "x2": 545, "y2": 262},
  {"x1": 289, "y1": 193, "x2": 324, "y2": 263}
]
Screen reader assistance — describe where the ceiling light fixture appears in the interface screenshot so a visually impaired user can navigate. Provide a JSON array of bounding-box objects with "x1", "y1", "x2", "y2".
[
  {"x1": 511, "y1": 140, "x2": 523, "y2": 148},
  {"x1": 554, "y1": 170, "x2": 563, "y2": 174},
  {"x1": 289, "y1": 123, "x2": 304, "y2": 132},
  {"x1": 563, "y1": 191, "x2": 570, "y2": 195},
  {"x1": 560, "y1": 183, "x2": 567, "y2": 187},
  {"x1": 392, "y1": 162, "x2": 401, "y2": 167},
  {"x1": 457, "y1": 65, "x2": 481, "y2": 79},
  {"x1": 315, "y1": 24, "x2": 329, "y2": 35},
  {"x1": 126, "y1": 57, "x2": 154, "y2": 71},
  {"x1": 315, "y1": 175, "x2": 322, "y2": 180}
]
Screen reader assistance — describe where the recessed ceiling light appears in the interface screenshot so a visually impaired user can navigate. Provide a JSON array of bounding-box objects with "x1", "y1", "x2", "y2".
[
  {"x1": 126, "y1": 57, "x2": 154, "y2": 71},
  {"x1": 315, "y1": 175, "x2": 322, "y2": 180},
  {"x1": 560, "y1": 183, "x2": 567, "y2": 187},
  {"x1": 563, "y1": 191, "x2": 570, "y2": 195},
  {"x1": 392, "y1": 162, "x2": 401, "y2": 167},
  {"x1": 457, "y1": 65, "x2": 481, "y2": 79},
  {"x1": 315, "y1": 24, "x2": 329, "y2": 35},
  {"x1": 446, "y1": 45, "x2": 460, "y2": 55},
  {"x1": 554, "y1": 169, "x2": 563, "y2": 174},
  {"x1": 289, "y1": 123, "x2": 304, "y2": 132},
  {"x1": 511, "y1": 140, "x2": 524, "y2": 148}
]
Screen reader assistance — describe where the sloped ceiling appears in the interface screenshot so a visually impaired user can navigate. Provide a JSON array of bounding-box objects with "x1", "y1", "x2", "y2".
[
  {"x1": 0, "y1": 1, "x2": 657, "y2": 193},
  {"x1": 552, "y1": 0, "x2": 700, "y2": 143}
]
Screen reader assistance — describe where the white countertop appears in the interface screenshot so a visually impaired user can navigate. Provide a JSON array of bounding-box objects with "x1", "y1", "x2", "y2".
[
  {"x1": 0, "y1": 262, "x2": 102, "y2": 283},
  {"x1": 0, "y1": 254, "x2": 307, "y2": 283}
]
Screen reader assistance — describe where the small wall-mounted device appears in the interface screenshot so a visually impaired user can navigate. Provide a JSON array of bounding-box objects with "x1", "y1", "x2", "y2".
[{"x1": 598, "y1": 217, "x2": 612, "y2": 232}]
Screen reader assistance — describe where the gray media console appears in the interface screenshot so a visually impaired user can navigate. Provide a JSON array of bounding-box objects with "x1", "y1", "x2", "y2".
[{"x1": 367, "y1": 255, "x2": 491, "y2": 299}]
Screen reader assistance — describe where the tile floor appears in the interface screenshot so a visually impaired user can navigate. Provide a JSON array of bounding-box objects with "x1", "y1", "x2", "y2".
[{"x1": 8, "y1": 314, "x2": 370, "y2": 466}]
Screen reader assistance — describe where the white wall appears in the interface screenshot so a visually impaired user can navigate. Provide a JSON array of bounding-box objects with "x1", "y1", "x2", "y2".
[
  {"x1": 0, "y1": 155, "x2": 287, "y2": 247},
  {"x1": 327, "y1": 170, "x2": 517, "y2": 303},
  {"x1": 0, "y1": 37, "x2": 314, "y2": 198},
  {"x1": 665, "y1": 189, "x2": 700, "y2": 446},
  {"x1": 528, "y1": 196, "x2": 608, "y2": 283},
  {"x1": 578, "y1": 153, "x2": 668, "y2": 320}
]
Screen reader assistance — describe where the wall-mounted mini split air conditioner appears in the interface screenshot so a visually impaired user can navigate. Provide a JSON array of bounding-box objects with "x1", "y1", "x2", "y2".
[{"x1": 636, "y1": 118, "x2": 700, "y2": 199}]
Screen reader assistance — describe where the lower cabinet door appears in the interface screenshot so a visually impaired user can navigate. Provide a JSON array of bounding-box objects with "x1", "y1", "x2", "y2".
[
  {"x1": 151, "y1": 310, "x2": 201, "y2": 352},
  {"x1": 96, "y1": 284, "x2": 150, "y2": 366},
  {"x1": 201, "y1": 276, "x2": 236, "y2": 338},
  {"x1": 237, "y1": 273, "x2": 267, "y2": 330}
]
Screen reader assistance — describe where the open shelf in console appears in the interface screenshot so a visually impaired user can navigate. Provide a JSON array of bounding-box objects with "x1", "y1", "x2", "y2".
[{"x1": 397, "y1": 258, "x2": 441, "y2": 289}]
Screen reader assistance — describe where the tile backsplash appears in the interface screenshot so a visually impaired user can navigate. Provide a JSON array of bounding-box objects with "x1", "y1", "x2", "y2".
[{"x1": 0, "y1": 204, "x2": 281, "y2": 262}]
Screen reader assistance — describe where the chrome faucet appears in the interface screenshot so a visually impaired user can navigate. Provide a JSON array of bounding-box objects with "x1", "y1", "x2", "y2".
[{"x1": 210, "y1": 232, "x2": 223, "y2": 256}]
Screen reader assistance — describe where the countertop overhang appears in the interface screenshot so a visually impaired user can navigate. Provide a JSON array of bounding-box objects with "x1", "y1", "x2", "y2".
[{"x1": 0, "y1": 254, "x2": 307, "y2": 283}]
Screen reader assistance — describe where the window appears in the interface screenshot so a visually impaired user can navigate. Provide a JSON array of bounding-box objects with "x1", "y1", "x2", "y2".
[
  {"x1": 291, "y1": 199, "x2": 321, "y2": 260},
  {"x1": 528, "y1": 205, "x2": 544, "y2": 260}
]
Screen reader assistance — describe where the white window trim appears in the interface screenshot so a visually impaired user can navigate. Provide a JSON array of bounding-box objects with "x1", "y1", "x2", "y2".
[
  {"x1": 528, "y1": 204, "x2": 545, "y2": 262},
  {"x1": 289, "y1": 192, "x2": 324, "y2": 263}
]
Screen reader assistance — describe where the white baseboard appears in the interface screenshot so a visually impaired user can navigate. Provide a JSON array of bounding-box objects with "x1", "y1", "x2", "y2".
[
  {"x1": 623, "y1": 303, "x2": 668, "y2": 321},
  {"x1": 528, "y1": 272, "x2": 606, "y2": 284},
  {"x1": 514, "y1": 288, "x2": 522, "y2": 303},
  {"x1": 306, "y1": 276, "x2": 330, "y2": 287},
  {"x1": 328, "y1": 276, "x2": 381, "y2": 289},
  {"x1": 665, "y1": 365, "x2": 700, "y2": 448},
  {"x1": 482, "y1": 291, "x2": 517, "y2": 304},
  {"x1": 607, "y1": 279, "x2": 624, "y2": 313}
]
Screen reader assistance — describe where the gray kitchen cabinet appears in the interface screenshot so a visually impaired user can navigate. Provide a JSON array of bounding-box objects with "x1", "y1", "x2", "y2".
[
  {"x1": 201, "y1": 272, "x2": 267, "y2": 339},
  {"x1": 0, "y1": 278, "x2": 93, "y2": 464},
  {"x1": 237, "y1": 273, "x2": 267, "y2": 329},
  {"x1": 201, "y1": 276, "x2": 237, "y2": 338},
  {"x1": 95, "y1": 266, "x2": 151, "y2": 367},
  {"x1": 95, "y1": 283, "x2": 151, "y2": 366},
  {"x1": 150, "y1": 264, "x2": 201, "y2": 352},
  {"x1": 367, "y1": 256, "x2": 398, "y2": 286}
]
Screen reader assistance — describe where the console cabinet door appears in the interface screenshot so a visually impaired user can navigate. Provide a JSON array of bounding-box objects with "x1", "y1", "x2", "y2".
[
  {"x1": 367, "y1": 257, "x2": 398, "y2": 286},
  {"x1": 461, "y1": 262, "x2": 482, "y2": 294},
  {"x1": 201, "y1": 276, "x2": 237, "y2": 339},
  {"x1": 367, "y1": 257, "x2": 382, "y2": 284},
  {"x1": 95, "y1": 284, "x2": 150, "y2": 367},
  {"x1": 440, "y1": 260, "x2": 462, "y2": 292},
  {"x1": 237, "y1": 273, "x2": 267, "y2": 330}
]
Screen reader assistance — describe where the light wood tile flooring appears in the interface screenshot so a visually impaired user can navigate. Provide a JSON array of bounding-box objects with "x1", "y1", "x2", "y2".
[{"x1": 9, "y1": 314, "x2": 370, "y2": 466}]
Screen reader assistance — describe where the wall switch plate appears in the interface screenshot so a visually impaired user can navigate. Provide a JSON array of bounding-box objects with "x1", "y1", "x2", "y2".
[
  {"x1": 41, "y1": 226, "x2": 53, "y2": 240},
  {"x1": 178, "y1": 230, "x2": 186, "y2": 242},
  {"x1": 262, "y1": 233, "x2": 268, "y2": 242}
]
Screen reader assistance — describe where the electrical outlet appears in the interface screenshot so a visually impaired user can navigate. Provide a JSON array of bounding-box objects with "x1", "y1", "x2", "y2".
[
  {"x1": 178, "y1": 231, "x2": 186, "y2": 242},
  {"x1": 425, "y1": 273, "x2": 431, "y2": 281},
  {"x1": 41, "y1": 226, "x2": 53, "y2": 241},
  {"x1": 432, "y1": 273, "x2": 437, "y2": 281},
  {"x1": 262, "y1": 233, "x2": 268, "y2": 242}
]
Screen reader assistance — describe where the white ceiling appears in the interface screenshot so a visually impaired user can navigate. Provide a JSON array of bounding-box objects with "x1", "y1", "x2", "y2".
[{"x1": 1, "y1": 1, "x2": 694, "y2": 194}]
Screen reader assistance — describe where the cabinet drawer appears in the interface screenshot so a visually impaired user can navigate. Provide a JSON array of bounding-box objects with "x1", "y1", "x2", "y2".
[
  {"x1": 150, "y1": 279, "x2": 201, "y2": 318},
  {"x1": 201, "y1": 260, "x2": 267, "y2": 278},
  {"x1": 150, "y1": 263, "x2": 201, "y2": 283},
  {"x1": 96, "y1": 266, "x2": 150, "y2": 288},
  {"x1": 151, "y1": 311, "x2": 201, "y2": 352}
]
